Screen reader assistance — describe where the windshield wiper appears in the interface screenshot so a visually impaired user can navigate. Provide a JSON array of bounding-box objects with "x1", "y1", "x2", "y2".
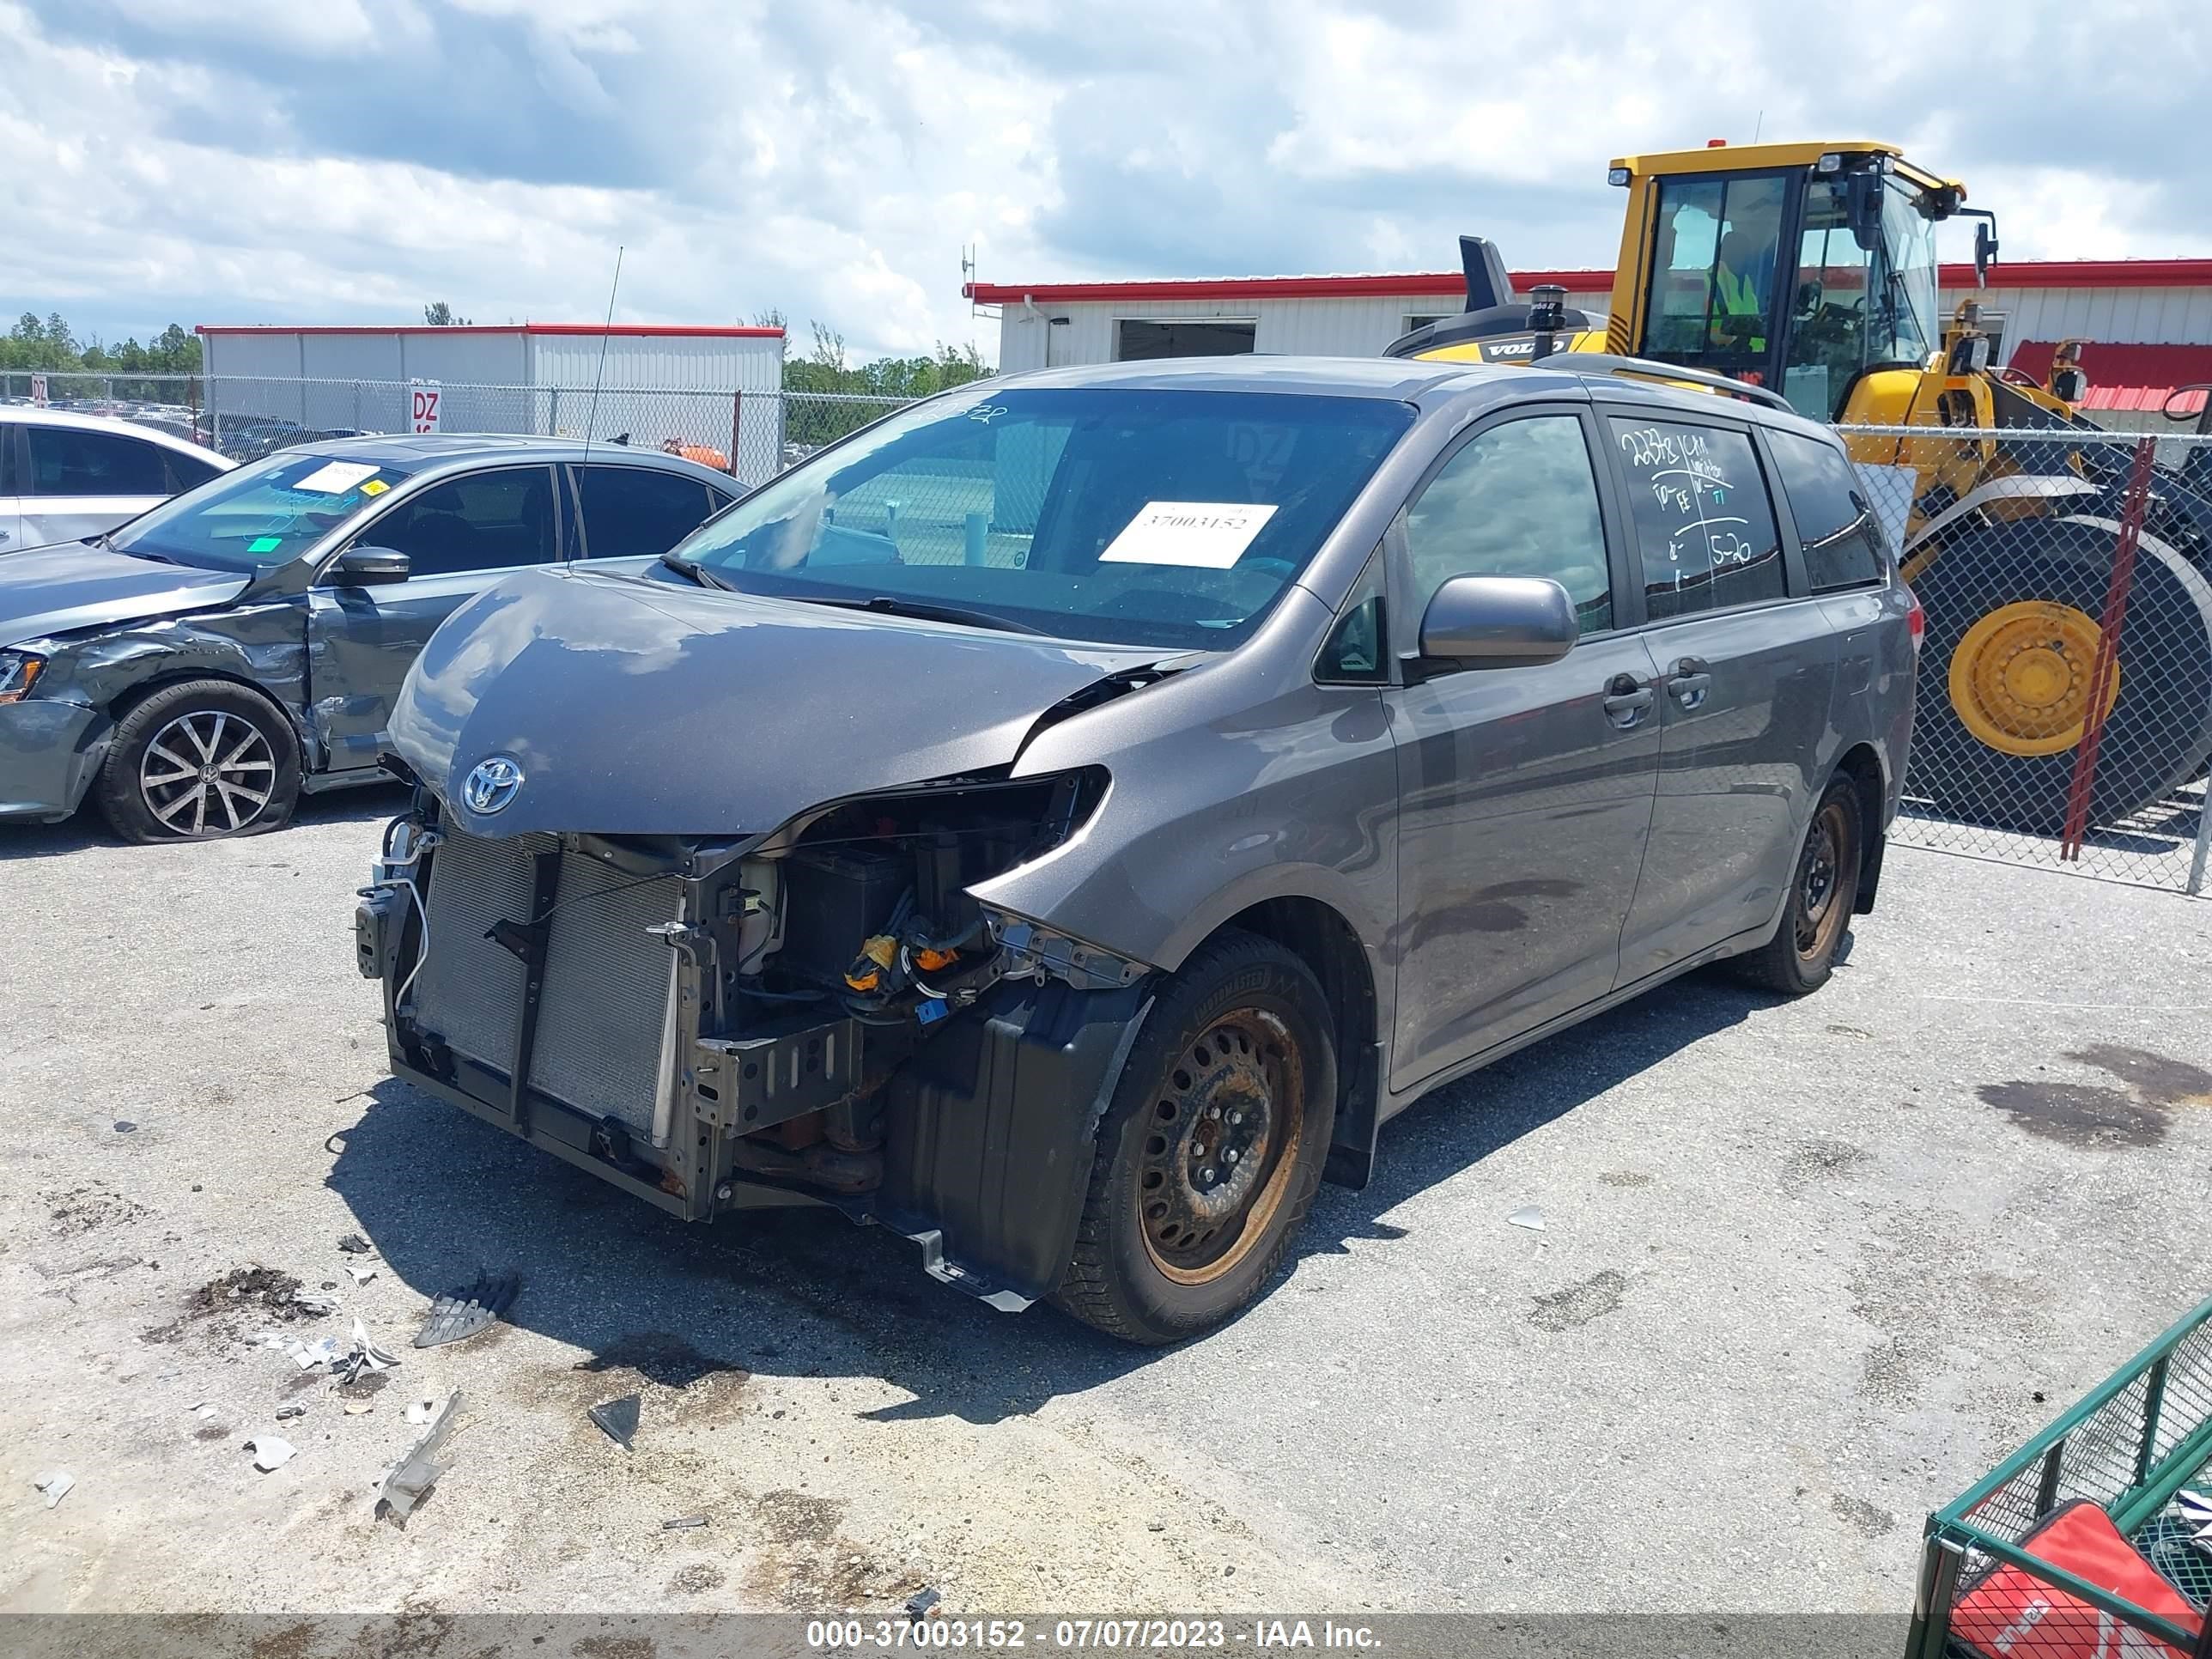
[
  {"x1": 659, "y1": 551, "x2": 734, "y2": 591},
  {"x1": 809, "y1": 594, "x2": 1047, "y2": 635}
]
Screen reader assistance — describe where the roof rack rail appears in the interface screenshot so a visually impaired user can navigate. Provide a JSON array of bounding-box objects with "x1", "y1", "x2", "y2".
[{"x1": 1535, "y1": 352, "x2": 1796, "y2": 415}]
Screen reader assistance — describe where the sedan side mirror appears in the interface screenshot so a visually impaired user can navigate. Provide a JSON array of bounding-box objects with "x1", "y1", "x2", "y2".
[
  {"x1": 331, "y1": 545, "x2": 410, "y2": 586},
  {"x1": 1417, "y1": 574, "x2": 1579, "y2": 668}
]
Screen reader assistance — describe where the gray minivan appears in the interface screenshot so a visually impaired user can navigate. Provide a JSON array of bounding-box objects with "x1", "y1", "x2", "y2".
[{"x1": 357, "y1": 356, "x2": 1918, "y2": 1343}]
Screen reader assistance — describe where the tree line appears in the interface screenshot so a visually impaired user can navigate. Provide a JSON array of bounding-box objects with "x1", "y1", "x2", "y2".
[
  {"x1": 3, "y1": 313, "x2": 203, "y2": 376},
  {"x1": 6, "y1": 307, "x2": 992, "y2": 429}
]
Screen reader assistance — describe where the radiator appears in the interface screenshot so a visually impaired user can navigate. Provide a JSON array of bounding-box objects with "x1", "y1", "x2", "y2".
[{"x1": 415, "y1": 828, "x2": 680, "y2": 1143}]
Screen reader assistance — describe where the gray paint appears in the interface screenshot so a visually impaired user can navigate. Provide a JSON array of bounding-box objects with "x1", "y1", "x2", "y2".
[
  {"x1": 0, "y1": 435, "x2": 734, "y2": 823},
  {"x1": 386, "y1": 355, "x2": 1913, "y2": 1134},
  {"x1": 387, "y1": 568, "x2": 1164, "y2": 839}
]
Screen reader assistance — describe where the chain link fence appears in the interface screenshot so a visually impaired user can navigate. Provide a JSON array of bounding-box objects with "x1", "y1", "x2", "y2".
[
  {"x1": 1, "y1": 370, "x2": 916, "y2": 487},
  {"x1": 1844, "y1": 423, "x2": 2212, "y2": 896}
]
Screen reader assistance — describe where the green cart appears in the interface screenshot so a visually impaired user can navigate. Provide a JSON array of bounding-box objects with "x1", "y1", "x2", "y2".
[{"x1": 1909, "y1": 1293, "x2": 2212, "y2": 1657}]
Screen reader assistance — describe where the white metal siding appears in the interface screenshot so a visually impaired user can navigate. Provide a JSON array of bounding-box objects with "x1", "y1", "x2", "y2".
[
  {"x1": 202, "y1": 331, "x2": 307, "y2": 381},
  {"x1": 994, "y1": 288, "x2": 1614, "y2": 370},
  {"x1": 528, "y1": 334, "x2": 783, "y2": 475},
  {"x1": 994, "y1": 279, "x2": 2212, "y2": 374}
]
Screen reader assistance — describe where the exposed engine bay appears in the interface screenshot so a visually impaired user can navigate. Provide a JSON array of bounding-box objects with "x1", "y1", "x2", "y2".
[{"x1": 356, "y1": 766, "x2": 1152, "y2": 1308}]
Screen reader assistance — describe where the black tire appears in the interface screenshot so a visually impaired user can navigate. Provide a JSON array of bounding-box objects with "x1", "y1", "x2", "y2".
[
  {"x1": 1053, "y1": 930, "x2": 1337, "y2": 1346},
  {"x1": 1909, "y1": 517, "x2": 2212, "y2": 836},
  {"x1": 94, "y1": 678, "x2": 301, "y2": 843},
  {"x1": 1733, "y1": 775, "x2": 1863, "y2": 996}
]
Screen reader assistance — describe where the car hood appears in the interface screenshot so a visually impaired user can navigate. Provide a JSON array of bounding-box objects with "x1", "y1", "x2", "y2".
[
  {"x1": 0, "y1": 543, "x2": 252, "y2": 648},
  {"x1": 389, "y1": 567, "x2": 1168, "y2": 838}
]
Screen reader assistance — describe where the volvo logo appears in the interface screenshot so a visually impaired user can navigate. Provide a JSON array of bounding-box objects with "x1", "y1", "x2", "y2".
[{"x1": 462, "y1": 755, "x2": 525, "y2": 815}]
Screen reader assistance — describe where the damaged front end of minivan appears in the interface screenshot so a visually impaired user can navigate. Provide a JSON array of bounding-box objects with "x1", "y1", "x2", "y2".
[
  {"x1": 355, "y1": 574, "x2": 1179, "y2": 1310},
  {"x1": 359, "y1": 767, "x2": 1161, "y2": 1309}
]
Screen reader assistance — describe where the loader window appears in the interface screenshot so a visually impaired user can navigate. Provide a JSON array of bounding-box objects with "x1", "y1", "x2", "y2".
[
  {"x1": 1784, "y1": 174, "x2": 1942, "y2": 418},
  {"x1": 1643, "y1": 173, "x2": 1789, "y2": 372}
]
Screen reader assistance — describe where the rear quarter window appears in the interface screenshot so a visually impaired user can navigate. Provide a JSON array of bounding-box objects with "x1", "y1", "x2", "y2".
[
  {"x1": 1607, "y1": 416, "x2": 1786, "y2": 619},
  {"x1": 1766, "y1": 428, "x2": 1888, "y2": 592}
]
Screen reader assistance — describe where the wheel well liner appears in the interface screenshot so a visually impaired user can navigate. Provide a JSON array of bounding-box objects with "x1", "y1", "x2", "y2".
[
  {"x1": 1832, "y1": 741, "x2": 1887, "y2": 914},
  {"x1": 1216, "y1": 896, "x2": 1381, "y2": 1188}
]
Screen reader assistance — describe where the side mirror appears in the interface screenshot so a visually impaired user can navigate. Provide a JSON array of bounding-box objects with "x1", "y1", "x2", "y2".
[
  {"x1": 331, "y1": 545, "x2": 410, "y2": 586},
  {"x1": 1417, "y1": 574, "x2": 1579, "y2": 669}
]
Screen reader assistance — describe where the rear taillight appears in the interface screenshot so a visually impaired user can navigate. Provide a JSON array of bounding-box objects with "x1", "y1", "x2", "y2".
[{"x1": 1905, "y1": 588, "x2": 1925, "y2": 651}]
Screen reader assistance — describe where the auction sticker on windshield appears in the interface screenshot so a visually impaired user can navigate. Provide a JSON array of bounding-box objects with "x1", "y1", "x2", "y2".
[
  {"x1": 293, "y1": 460, "x2": 383, "y2": 495},
  {"x1": 1099, "y1": 501, "x2": 1279, "y2": 569}
]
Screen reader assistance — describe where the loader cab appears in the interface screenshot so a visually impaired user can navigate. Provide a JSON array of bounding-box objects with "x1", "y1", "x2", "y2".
[{"x1": 1615, "y1": 143, "x2": 1952, "y2": 421}]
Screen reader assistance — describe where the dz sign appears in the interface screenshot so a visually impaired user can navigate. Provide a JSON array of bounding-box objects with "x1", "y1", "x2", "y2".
[{"x1": 410, "y1": 382, "x2": 442, "y2": 433}]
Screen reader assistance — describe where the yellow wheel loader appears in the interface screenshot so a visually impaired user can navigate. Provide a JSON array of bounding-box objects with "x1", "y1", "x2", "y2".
[{"x1": 1386, "y1": 140, "x2": 2212, "y2": 835}]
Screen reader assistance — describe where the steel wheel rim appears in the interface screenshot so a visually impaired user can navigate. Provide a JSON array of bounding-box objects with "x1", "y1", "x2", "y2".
[
  {"x1": 1948, "y1": 600, "x2": 2118, "y2": 757},
  {"x1": 1793, "y1": 799, "x2": 1856, "y2": 963},
  {"x1": 139, "y1": 709, "x2": 276, "y2": 836},
  {"x1": 1137, "y1": 1009, "x2": 1303, "y2": 1286}
]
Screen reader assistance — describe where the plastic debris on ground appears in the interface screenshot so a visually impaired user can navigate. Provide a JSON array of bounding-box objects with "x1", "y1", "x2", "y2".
[
  {"x1": 336, "y1": 1317, "x2": 402, "y2": 1385},
  {"x1": 343, "y1": 1265, "x2": 377, "y2": 1285},
  {"x1": 34, "y1": 1471, "x2": 75, "y2": 1509},
  {"x1": 191, "y1": 1403, "x2": 218, "y2": 1421},
  {"x1": 374, "y1": 1391, "x2": 459, "y2": 1521},
  {"x1": 1508, "y1": 1205, "x2": 1547, "y2": 1231},
  {"x1": 414, "y1": 1272, "x2": 520, "y2": 1349},
  {"x1": 289, "y1": 1290, "x2": 339, "y2": 1316},
  {"x1": 588, "y1": 1394, "x2": 641, "y2": 1450},
  {"x1": 275, "y1": 1404, "x2": 307, "y2": 1421},
  {"x1": 246, "y1": 1436, "x2": 297, "y2": 1472},
  {"x1": 336, "y1": 1234, "x2": 373, "y2": 1255},
  {"x1": 343, "y1": 1399, "x2": 375, "y2": 1415},
  {"x1": 247, "y1": 1331, "x2": 344, "y2": 1371},
  {"x1": 404, "y1": 1398, "x2": 439, "y2": 1426},
  {"x1": 661, "y1": 1515, "x2": 708, "y2": 1531},
  {"x1": 907, "y1": 1589, "x2": 941, "y2": 1621}
]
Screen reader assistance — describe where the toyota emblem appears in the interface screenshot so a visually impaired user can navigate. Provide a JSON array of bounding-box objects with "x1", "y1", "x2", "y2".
[{"x1": 462, "y1": 755, "x2": 525, "y2": 815}]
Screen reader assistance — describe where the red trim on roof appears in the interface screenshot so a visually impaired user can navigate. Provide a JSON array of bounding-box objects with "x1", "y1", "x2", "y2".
[
  {"x1": 962, "y1": 270, "x2": 1611, "y2": 304},
  {"x1": 194, "y1": 323, "x2": 785, "y2": 337},
  {"x1": 964, "y1": 258, "x2": 2212, "y2": 307},
  {"x1": 2009, "y1": 340, "x2": 2212, "y2": 414}
]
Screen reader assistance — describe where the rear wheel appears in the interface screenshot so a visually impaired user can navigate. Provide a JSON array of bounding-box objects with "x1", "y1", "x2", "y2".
[
  {"x1": 1054, "y1": 930, "x2": 1336, "y2": 1346},
  {"x1": 94, "y1": 679, "x2": 301, "y2": 843},
  {"x1": 1734, "y1": 775, "x2": 1863, "y2": 996},
  {"x1": 1909, "y1": 517, "x2": 2212, "y2": 835}
]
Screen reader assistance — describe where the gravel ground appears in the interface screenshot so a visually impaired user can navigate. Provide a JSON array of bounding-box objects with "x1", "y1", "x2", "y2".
[{"x1": 3, "y1": 788, "x2": 2208, "y2": 1617}]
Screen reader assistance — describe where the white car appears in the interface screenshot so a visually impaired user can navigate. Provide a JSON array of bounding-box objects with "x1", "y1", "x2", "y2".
[{"x1": 1, "y1": 407, "x2": 234, "y2": 553}]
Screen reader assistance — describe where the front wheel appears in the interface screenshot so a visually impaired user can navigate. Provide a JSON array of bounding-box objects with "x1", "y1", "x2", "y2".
[
  {"x1": 94, "y1": 678, "x2": 301, "y2": 843},
  {"x1": 1054, "y1": 930, "x2": 1337, "y2": 1346},
  {"x1": 1733, "y1": 774, "x2": 1864, "y2": 996}
]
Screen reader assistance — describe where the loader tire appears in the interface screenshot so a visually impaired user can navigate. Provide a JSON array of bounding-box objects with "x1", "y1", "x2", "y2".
[{"x1": 1908, "y1": 516, "x2": 2212, "y2": 836}]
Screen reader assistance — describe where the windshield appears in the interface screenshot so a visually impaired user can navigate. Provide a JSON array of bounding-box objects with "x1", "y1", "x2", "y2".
[
  {"x1": 668, "y1": 386, "x2": 1414, "y2": 650},
  {"x1": 114, "y1": 452, "x2": 414, "y2": 572},
  {"x1": 1878, "y1": 173, "x2": 1940, "y2": 366},
  {"x1": 1782, "y1": 173, "x2": 1942, "y2": 418}
]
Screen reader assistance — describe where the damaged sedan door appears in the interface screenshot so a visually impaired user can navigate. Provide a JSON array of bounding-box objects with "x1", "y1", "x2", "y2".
[{"x1": 306, "y1": 465, "x2": 561, "y2": 776}]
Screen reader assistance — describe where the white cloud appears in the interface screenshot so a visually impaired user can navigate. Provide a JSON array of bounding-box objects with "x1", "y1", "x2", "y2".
[{"x1": 3, "y1": 0, "x2": 2207, "y2": 364}]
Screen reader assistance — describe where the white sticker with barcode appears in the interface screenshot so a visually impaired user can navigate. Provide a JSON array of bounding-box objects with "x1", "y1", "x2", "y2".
[{"x1": 1098, "y1": 501, "x2": 1279, "y2": 569}]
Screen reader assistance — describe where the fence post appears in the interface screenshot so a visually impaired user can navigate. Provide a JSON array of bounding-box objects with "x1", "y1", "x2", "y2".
[
  {"x1": 2059, "y1": 436, "x2": 2159, "y2": 860},
  {"x1": 2190, "y1": 782, "x2": 2211, "y2": 896}
]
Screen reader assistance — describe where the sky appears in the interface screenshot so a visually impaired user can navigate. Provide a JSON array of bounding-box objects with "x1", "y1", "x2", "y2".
[{"x1": 5, "y1": 0, "x2": 2209, "y2": 363}]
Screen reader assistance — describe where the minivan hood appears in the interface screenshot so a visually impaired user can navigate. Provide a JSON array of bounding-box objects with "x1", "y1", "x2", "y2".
[
  {"x1": 0, "y1": 543, "x2": 252, "y2": 647},
  {"x1": 389, "y1": 567, "x2": 1166, "y2": 838}
]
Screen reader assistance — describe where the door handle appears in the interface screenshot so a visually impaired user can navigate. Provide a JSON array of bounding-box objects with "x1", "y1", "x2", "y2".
[
  {"x1": 1666, "y1": 659, "x2": 1712, "y2": 708},
  {"x1": 1601, "y1": 674, "x2": 1654, "y2": 727}
]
